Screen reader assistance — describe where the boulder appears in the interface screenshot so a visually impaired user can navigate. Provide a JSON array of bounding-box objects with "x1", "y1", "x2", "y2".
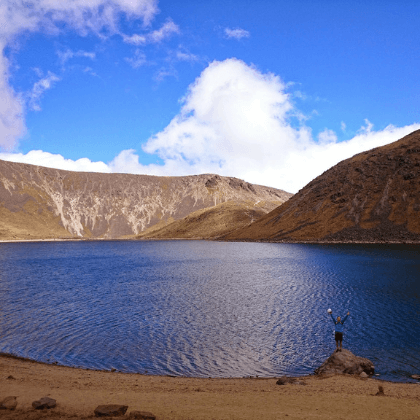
[
  {"x1": 0, "y1": 396, "x2": 17, "y2": 410},
  {"x1": 129, "y1": 411, "x2": 156, "y2": 419},
  {"x1": 276, "y1": 376, "x2": 305, "y2": 385},
  {"x1": 276, "y1": 376, "x2": 296, "y2": 385},
  {"x1": 314, "y1": 349, "x2": 374, "y2": 376},
  {"x1": 411, "y1": 374, "x2": 420, "y2": 380},
  {"x1": 94, "y1": 405, "x2": 128, "y2": 417},
  {"x1": 32, "y1": 397, "x2": 56, "y2": 409}
]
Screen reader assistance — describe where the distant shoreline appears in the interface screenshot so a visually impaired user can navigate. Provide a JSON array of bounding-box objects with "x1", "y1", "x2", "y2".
[{"x1": 1, "y1": 237, "x2": 420, "y2": 245}]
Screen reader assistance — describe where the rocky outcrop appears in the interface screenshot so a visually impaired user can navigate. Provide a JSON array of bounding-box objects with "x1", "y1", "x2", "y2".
[
  {"x1": 32, "y1": 397, "x2": 56, "y2": 409},
  {"x1": 94, "y1": 405, "x2": 128, "y2": 417},
  {"x1": 314, "y1": 349, "x2": 374, "y2": 376},
  {"x1": 0, "y1": 160, "x2": 291, "y2": 240},
  {"x1": 224, "y1": 129, "x2": 420, "y2": 243}
]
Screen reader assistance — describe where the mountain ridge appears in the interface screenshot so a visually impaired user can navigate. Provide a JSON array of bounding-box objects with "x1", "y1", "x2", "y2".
[
  {"x1": 223, "y1": 129, "x2": 420, "y2": 243},
  {"x1": 0, "y1": 160, "x2": 291, "y2": 241}
]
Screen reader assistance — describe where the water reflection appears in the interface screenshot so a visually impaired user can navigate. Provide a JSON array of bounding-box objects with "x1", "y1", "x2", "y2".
[{"x1": 0, "y1": 240, "x2": 419, "y2": 381}]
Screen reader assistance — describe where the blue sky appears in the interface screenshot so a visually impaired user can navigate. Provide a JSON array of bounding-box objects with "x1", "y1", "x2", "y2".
[{"x1": 0, "y1": 0, "x2": 419, "y2": 193}]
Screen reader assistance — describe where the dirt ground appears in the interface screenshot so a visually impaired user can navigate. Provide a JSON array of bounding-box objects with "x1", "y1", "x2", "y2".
[{"x1": 1, "y1": 355, "x2": 419, "y2": 419}]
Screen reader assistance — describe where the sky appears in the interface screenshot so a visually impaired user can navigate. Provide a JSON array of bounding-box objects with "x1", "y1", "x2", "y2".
[{"x1": 0, "y1": 0, "x2": 419, "y2": 193}]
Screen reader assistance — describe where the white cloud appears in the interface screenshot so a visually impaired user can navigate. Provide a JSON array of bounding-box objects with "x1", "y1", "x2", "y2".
[
  {"x1": 148, "y1": 19, "x2": 180, "y2": 43},
  {"x1": 0, "y1": 150, "x2": 111, "y2": 173},
  {"x1": 340, "y1": 121, "x2": 346, "y2": 132},
  {"x1": 121, "y1": 19, "x2": 179, "y2": 46},
  {"x1": 110, "y1": 59, "x2": 420, "y2": 193},
  {"x1": 122, "y1": 33, "x2": 147, "y2": 45},
  {"x1": 83, "y1": 66, "x2": 98, "y2": 77},
  {"x1": 57, "y1": 49, "x2": 96, "y2": 65},
  {"x1": 1, "y1": 58, "x2": 419, "y2": 193},
  {"x1": 318, "y1": 128, "x2": 337, "y2": 145},
  {"x1": 125, "y1": 49, "x2": 147, "y2": 68},
  {"x1": 0, "y1": 0, "x2": 158, "y2": 41},
  {"x1": 175, "y1": 50, "x2": 198, "y2": 62},
  {"x1": 28, "y1": 71, "x2": 60, "y2": 111},
  {"x1": 0, "y1": 42, "x2": 26, "y2": 150},
  {"x1": 0, "y1": 0, "x2": 158, "y2": 150},
  {"x1": 224, "y1": 27, "x2": 250, "y2": 40}
]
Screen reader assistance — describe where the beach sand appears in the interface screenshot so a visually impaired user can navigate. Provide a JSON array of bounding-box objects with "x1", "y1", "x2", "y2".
[{"x1": 1, "y1": 354, "x2": 419, "y2": 419}]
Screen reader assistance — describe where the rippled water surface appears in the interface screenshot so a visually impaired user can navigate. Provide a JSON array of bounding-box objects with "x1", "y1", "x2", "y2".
[{"x1": 0, "y1": 240, "x2": 419, "y2": 382}]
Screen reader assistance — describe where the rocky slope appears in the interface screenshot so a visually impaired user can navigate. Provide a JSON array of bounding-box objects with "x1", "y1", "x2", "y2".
[
  {"x1": 0, "y1": 161, "x2": 291, "y2": 240},
  {"x1": 138, "y1": 201, "x2": 267, "y2": 239},
  {"x1": 224, "y1": 129, "x2": 420, "y2": 243}
]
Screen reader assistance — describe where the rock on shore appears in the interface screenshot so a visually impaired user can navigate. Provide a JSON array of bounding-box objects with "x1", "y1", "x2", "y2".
[{"x1": 315, "y1": 349, "x2": 374, "y2": 376}]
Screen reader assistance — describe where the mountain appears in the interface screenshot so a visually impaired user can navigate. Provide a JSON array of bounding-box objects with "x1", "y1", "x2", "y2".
[
  {"x1": 223, "y1": 129, "x2": 420, "y2": 243},
  {"x1": 0, "y1": 161, "x2": 291, "y2": 241}
]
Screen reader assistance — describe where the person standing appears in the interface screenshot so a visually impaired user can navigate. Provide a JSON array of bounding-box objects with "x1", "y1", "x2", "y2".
[{"x1": 328, "y1": 309, "x2": 350, "y2": 352}]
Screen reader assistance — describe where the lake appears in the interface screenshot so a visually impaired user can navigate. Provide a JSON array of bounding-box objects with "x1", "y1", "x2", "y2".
[{"x1": 0, "y1": 240, "x2": 419, "y2": 382}]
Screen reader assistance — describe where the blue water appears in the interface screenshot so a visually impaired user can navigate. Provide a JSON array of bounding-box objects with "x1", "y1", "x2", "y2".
[{"x1": 0, "y1": 240, "x2": 419, "y2": 382}]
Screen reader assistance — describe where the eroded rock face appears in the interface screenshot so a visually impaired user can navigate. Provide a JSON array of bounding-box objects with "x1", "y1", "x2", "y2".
[
  {"x1": 225, "y1": 129, "x2": 420, "y2": 243},
  {"x1": 0, "y1": 161, "x2": 291, "y2": 240},
  {"x1": 314, "y1": 349, "x2": 374, "y2": 376}
]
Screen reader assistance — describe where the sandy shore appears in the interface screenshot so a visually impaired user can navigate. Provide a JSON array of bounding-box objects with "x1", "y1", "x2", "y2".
[{"x1": 1, "y1": 355, "x2": 419, "y2": 419}]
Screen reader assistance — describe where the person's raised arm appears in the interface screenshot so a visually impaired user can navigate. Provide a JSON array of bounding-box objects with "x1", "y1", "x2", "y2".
[
  {"x1": 329, "y1": 313, "x2": 336, "y2": 324},
  {"x1": 342, "y1": 312, "x2": 350, "y2": 324}
]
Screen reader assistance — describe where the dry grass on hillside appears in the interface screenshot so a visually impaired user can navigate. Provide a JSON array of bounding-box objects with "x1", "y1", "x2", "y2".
[
  {"x1": 225, "y1": 129, "x2": 420, "y2": 243},
  {"x1": 0, "y1": 204, "x2": 74, "y2": 241},
  {"x1": 138, "y1": 201, "x2": 276, "y2": 239}
]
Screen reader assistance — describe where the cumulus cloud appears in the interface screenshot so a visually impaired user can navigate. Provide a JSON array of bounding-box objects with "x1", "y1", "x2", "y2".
[
  {"x1": 0, "y1": 150, "x2": 110, "y2": 173},
  {"x1": 318, "y1": 128, "x2": 337, "y2": 145},
  {"x1": 1, "y1": 58, "x2": 419, "y2": 193},
  {"x1": 224, "y1": 27, "x2": 250, "y2": 40},
  {"x1": 109, "y1": 59, "x2": 420, "y2": 193},
  {"x1": 0, "y1": 0, "x2": 158, "y2": 150}
]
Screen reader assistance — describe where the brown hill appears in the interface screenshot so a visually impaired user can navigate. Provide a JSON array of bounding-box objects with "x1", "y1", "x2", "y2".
[
  {"x1": 224, "y1": 129, "x2": 420, "y2": 243},
  {"x1": 0, "y1": 161, "x2": 291, "y2": 241},
  {"x1": 138, "y1": 200, "x2": 267, "y2": 239}
]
